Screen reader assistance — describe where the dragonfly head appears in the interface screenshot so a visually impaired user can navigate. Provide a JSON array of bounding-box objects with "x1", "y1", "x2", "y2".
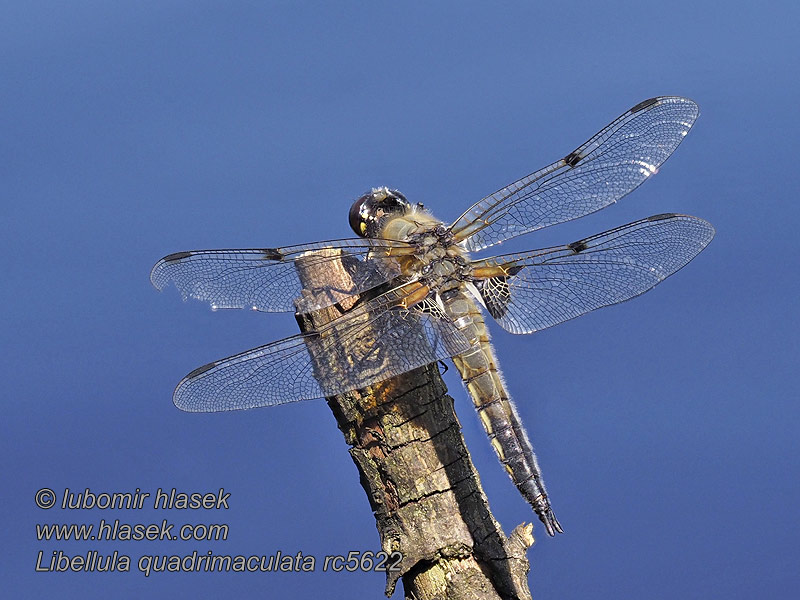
[{"x1": 349, "y1": 187, "x2": 416, "y2": 238}]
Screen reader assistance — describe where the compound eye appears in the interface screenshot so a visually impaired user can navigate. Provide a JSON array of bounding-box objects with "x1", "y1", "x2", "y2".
[
  {"x1": 374, "y1": 190, "x2": 411, "y2": 220},
  {"x1": 348, "y1": 189, "x2": 411, "y2": 238},
  {"x1": 348, "y1": 193, "x2": 372, "y2": 237}
]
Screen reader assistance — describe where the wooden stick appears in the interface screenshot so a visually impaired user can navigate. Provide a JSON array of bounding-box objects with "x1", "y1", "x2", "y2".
[{"x1": 295, "y1": 249, "x2": 534, "y2": 599}]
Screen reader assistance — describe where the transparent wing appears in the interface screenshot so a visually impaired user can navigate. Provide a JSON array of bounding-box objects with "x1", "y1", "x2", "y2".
[
  {"x1": 470, "y1": 214, "x2": 715, "y2": 334},
  {"x1": 450, "y1": 97, "x2": 700, "y2": 252},
  {"x1": 150, "y1": 238, "x2": 413, "y2": 314},
  {"x1": 173, "y1": 289, "x2": 470, "y2": 412}
]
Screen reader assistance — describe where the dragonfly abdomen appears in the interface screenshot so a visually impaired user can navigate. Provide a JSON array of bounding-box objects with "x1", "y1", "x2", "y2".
[{"x1": 441, "y1": 288, "x2": 562, "y2": 536}]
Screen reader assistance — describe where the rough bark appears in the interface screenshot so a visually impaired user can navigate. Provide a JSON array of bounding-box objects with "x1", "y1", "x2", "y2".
[{"x1": 294, "y1": 250, "x2": 534, "y2": 599}]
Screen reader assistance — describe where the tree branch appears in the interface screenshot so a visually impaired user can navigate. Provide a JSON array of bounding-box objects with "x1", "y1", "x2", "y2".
[{"x1": 295, "y1": 249, "x2": 534, "y2": 599}]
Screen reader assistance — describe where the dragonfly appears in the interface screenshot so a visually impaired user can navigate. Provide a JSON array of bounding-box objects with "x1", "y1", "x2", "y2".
[{"x1": 151, "y1": 96, "x2": 714, "y2": 537}]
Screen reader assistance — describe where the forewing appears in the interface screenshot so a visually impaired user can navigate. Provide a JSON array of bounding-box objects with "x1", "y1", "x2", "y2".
[
  {"x1": 173, "y1": 290, "x2": 470, "y2": 412},
  {"x1": 451, "y1": 97, "x2": 700, "y2": 252},
  {"x1": 150, "y1": 238, "x2": 411, "y2": 313},
  {"x1": 470, "y1": 214, "x2": 715, "y2": 334}
]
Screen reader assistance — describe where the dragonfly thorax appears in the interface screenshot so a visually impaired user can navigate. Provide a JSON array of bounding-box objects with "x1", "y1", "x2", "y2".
[
  {"x1": 400, "y1": 219, "x2": 472, "y2": 288},
  {"x1": 351, "y1": 188, "x2": 472, "y2": 286}
]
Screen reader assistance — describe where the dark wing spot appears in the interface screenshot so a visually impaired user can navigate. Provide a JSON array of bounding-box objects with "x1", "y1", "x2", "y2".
[
  {"x1": 478, "y1": 277, "x2": 512, "y2": 320},
  {"x1": 648, "y1": 213, "x2": 677, "y2": 222},
  {"x1": 506, "y1": 265, "x2": 523, "y2": 277},
  {"x1": 261, "y1": 248, "x2": 284, "y2": 261},
  {"x1": 568, "y1": 240, "x2": 589, "y2": 254},
  {"x1": 564, "y1": 151, "x2": 583, "y2": 167},
  {"x1": 163, "y1": 251, "x2": 193, "y2": 263},
  {"x1": 631, "y1": 97, "x2": 660, "y2": 113},
  {"x1": 186, "y1": 362, "x2": 216, "y2": 379}
]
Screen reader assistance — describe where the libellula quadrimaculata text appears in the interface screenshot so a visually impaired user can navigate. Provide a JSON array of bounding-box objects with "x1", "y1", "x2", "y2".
[{"x1": 152, "y1": 97, "x2": 714, "y2": 536}]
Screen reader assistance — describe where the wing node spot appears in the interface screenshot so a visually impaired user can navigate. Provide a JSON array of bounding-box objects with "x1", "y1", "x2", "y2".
[
  {"x1": 564, "y1": 151, "x2": 583, "y2": 168},
  {"x1": 261, "y1": 248, "x2": 284, "y2": 260},
  {"x1": 568, "y1": 240, "x2": 589, "y2": 254}
]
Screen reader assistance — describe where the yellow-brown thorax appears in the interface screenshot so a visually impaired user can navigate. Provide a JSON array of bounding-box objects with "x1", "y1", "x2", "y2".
[{"x1": 379, "y1": 210, "x2": 473, "y2": 298}]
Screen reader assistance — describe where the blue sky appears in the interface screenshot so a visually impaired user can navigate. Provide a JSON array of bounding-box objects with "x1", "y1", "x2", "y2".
[{"x1": 3, "y1": 2, "x2": 798, "y2": 598}]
